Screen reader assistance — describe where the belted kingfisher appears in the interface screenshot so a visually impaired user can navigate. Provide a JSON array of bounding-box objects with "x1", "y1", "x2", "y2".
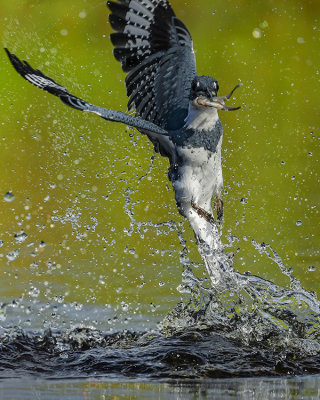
[{"x1": 5, "y1": 0, "x2": 241, "y2": 249}]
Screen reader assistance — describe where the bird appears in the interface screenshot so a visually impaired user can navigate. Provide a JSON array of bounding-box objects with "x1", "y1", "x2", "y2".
[{"x1": 5, "y1": 0, "x2": 241, "y2": 252}]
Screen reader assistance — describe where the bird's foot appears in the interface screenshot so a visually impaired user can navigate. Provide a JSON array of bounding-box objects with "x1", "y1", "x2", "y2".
[
  {"x1": 191, "y1": 201, "x2": 215, "y2": 225},
  {"x1": 216, "y1": 195, "x2": 224, "y2": 223}
]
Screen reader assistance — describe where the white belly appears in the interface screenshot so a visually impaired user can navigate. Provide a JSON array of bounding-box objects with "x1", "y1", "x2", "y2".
[
  {"x1": 145, "y1": 128, "x2": 223, "y2": 248},
  {"x1": 173, "y1": 135, "x2": 223, "y2": 212},
  {"x1": 172, "y1": 136, "x2": 223, "y2": 247}
]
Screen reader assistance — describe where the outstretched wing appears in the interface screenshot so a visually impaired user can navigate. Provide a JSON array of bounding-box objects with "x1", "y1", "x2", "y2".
[
  {"x1": 5, "y1": 48, "x2": 168, "y2": 136},
  {"x1": 107, "y1": 0, "x2": 197, "y2": 131}
]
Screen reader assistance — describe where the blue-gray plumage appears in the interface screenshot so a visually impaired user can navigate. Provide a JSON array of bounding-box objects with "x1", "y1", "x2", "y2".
[{"x1": 5, "y1": 0, "x2": 241, "y2": 250}]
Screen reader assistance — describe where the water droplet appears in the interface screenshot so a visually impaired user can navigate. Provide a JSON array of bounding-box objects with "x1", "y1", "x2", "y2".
[
  {"x1": 4, "y1": 192, "x2": 14, "y2": 202},
  {"x1": 308, "y1": 265, "x2": 316, "y2": 272},
  {"x1": 0, "y1": 240, "x2": 3, "y2": 247},
  {"x1": 79, "y1": 10, "x2": 87, "y2": 19},
  {"x1": 259, "y1": 20, "x2": 269, "y2": 29},
  {"x1": 296, "y1": 220, "x2": 302, "y2": 226},
  {"x1": 75, "y1": 303, "x2": 83, "y2": 311},
  {"x1": 240, "y1": 198, "x2": 247, "y2": 205},
  {"x1": 14, "y1": 230, "x2": 28, "y2": 243},
  {"x1": 252, "y1": 28, "x2": 262, "y2": 39},
  {"x1": 6, "y1": 249, "x2": 19, "y2": 261},
  {"x1": 29, "y1": 286, "x2": 40, "y2": 298},
  {"x1": 150, "y1": 303, "x2": 157, "y2": 312},
  {"x1": 39, "y1": 241, "x2": 46, "y2": 248}
]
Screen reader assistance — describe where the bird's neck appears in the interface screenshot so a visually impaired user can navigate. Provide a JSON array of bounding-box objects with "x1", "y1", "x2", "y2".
[{"x1": 184, "y1": 102, "x2": 220, "y2": 132}]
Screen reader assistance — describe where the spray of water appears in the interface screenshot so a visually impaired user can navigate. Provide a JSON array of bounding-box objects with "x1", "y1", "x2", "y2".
[{"x1": 161, "y1": 218, "x2": 320, "y2": 356}]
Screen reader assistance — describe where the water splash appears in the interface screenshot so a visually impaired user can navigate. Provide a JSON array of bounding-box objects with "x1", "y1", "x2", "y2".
[
  {"x1": 0, "y1": 186, "x2": 320, "y2": 378},
  {"x1": 14, "y1": 229, "x2": 28, "y2": 243},
  {"x1": 112, "y1": 154, "x2": 320, "y2": 359},
  {"x1": 3, "y1": 191, "x2": 14, "y2": 202},
  {"x1": 0, "y1": 326, "x2": 319, "y2": 379},
  {"x1": 161, "y1": 223, "x2": 320, "y2": 356}
]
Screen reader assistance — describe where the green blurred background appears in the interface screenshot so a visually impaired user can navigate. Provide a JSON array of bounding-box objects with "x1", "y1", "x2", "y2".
[{"x1": 0, "y1": 0, "x2": 319, "y2": 326}]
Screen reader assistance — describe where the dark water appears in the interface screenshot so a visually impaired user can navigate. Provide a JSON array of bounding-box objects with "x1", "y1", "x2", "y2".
[
  {"x1": 1, "y1": 232, "x2": 320, "y2": 383},
  {"x1": 2, "y1": 236, "x2": 320, "y2": 384},
  {"x1": 1, "y1": 213, "x2": 320, "y2": 398},
  {"x1": 0, "y1": 326, "x2": 320, "y2": 381}
]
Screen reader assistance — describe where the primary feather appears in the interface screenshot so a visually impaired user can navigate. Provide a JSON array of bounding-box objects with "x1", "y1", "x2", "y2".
[{"x1": 107, "y1": 0, "x2": 197, "y2": 131}]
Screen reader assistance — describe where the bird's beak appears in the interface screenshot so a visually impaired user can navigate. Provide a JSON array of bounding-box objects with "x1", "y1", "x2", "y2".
[{"x1": 195, "y1": 83, "x2": 242, "y2": 111}]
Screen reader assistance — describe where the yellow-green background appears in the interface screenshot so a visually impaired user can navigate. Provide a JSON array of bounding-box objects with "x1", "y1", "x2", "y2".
[{"x1": 0, "y1": 0, "x2": 319, "y2": 324}]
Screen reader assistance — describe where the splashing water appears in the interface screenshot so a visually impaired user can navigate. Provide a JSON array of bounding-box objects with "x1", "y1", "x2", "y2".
[
  {"x1": 1, "y1": 325, "x2": 320, "y2": 380},
  {"x1": 1, "y1": 154, "x2": 319, "y2": 379},
  {"x1": 161, "y1": 221, "x2": 320, "y2": 358},
  {"x1": 118, "y1": 172, "x2": 320, "y2": 367}
]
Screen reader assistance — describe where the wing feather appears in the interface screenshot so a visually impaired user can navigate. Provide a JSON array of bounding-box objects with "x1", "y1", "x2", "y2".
[
  {"x1": 107, "y1": 0, "x2": 197, "y2": 131},
  {"x1": 5, "y1": 48, "x2": 168, "y2": 136}
]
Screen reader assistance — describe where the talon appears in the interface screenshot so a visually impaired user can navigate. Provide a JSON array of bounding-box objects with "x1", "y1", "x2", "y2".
[
  {"x1": 216, "y1": 195, "x2": 224, "y2": 222},
  {"x1": 191, "y1": 201, "x2": 215, "y2": 224}
]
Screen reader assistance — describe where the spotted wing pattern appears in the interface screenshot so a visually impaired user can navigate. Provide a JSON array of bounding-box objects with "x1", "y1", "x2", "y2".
[
  {"x1": 5, "y1": 48, "x2": 168, "y2": 136},
  {"x1": 107, "y1": 0, "x2": 197, "y2": 131}
]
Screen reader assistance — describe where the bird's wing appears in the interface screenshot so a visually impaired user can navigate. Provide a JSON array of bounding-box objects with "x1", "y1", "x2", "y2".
[
  {"x1": 5, "y1": 48, "x2": 169, "y2": 136},
  {"x1": 107, "y1": 0, "x2": 197, "y2": 131}
]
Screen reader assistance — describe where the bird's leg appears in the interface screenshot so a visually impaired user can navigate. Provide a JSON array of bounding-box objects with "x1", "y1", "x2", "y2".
[
  {"x1": 216, "y1": 194, "x2": 224, "y2": 223},
  {"x1": 191, "y1": 200, "x2": 215, "y2": 225}
]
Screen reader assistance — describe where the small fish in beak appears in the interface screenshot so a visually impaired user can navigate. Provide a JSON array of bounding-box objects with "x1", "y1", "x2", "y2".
[{"x1": 194, "y1": 83, "x2": 242, "y2": 111}]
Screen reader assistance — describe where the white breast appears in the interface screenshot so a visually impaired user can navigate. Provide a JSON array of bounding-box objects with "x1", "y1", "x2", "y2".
[
  {"x1": 173, "y1": 136, "x2": 223, "y2": 210},
  {"x1": 184, "y1": 102, "x2": 219, "y2": 132},
  {"x1": 172, "y1": 138, "x2": 223, "y2": 248}
]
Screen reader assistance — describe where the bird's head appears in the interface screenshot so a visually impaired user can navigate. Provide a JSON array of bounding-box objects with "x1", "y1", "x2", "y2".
[{"x1": 191, "y1": 76, "x2": 242, "y2": 111}]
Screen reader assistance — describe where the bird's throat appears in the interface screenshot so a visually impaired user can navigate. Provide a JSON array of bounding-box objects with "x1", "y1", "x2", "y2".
[{"x1": 184, "y1": 103, "x2": 220, "y2": 132}]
